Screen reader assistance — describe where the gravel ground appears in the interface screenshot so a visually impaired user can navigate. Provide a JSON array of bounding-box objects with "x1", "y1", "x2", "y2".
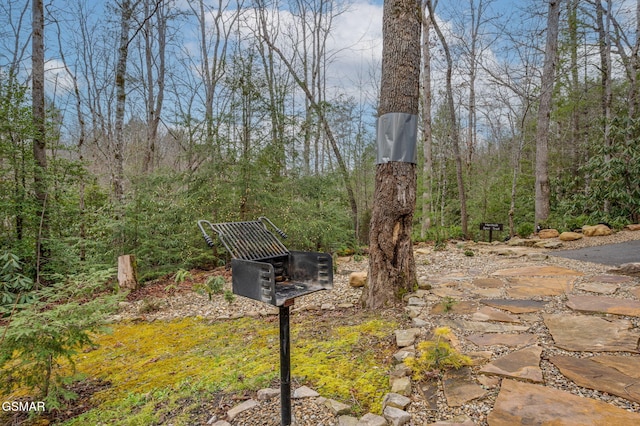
[{"x1": 115, "y1": 228, "x2": 640, "y2": 425}]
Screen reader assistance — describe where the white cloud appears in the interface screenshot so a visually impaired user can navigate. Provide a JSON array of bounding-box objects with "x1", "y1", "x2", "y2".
[{"x1": 44, "y1": 58, "x2": 76, "y2": 96}]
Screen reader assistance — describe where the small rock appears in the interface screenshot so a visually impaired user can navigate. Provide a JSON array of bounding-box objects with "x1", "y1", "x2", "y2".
[
  {"x1": 407, "y1": 297, "x2": 426, "y2": 306},
  {"x1": 559, "y1": 231, "x2": 583, "y2": 241},
  {"x1": 507, "y1": 237, "x2": 537, "y2": 247},
  {"x1": 626, "y1": 224, "x2": 640, "y2": 231},
  {"x1": 395, "y1": 328, "x2": 421, "y2": 347},
  {"x1": 383, "y1": 406, "x2": 411, "y2": 426},
  {"x1": 227, "y1": 399, "x2": 259, "y2": 421},
  {"x1": 293, "y1": 386, "x2": 319, "y2": 398},
  {"x1": 325, "y1": 398, "x2": 351, "y2": 415},
  {"x1": 321, "y1": 303, "x2": 335, "y2": 310},
  {"x1": 393, "y1": 347, "x2": 415, "y2": 363},
  {"x1": 358, "y1": 413, "x2": 388, "y2": 426},
  {"x1": 608, "y1": 262, "x2": 640, "y2": 276},
  {"x1": 257, "y1": 388, "x2": 280, "y2": 401},
  {"x1": 527, "y1": 253, "x2": 549, "y2": 261},
  {"x1": 417, "y1": 280, "x2": 432, "y2": 290},
  {"x1": 382, "y1": 392, "x2": 411, "y2": 410},
  {"x1": 582, "y1": 224, "x2": 612, "y2": 236},
  {"x1": 412, "y1": 317, "x2": 428, "y2": 327},
  {"x1": 390, "y1": 363, "x2": 412, "y2": 378},
  {"x1": 209, "y1": 420, "x2": 231, "y2": 426},
  {"x1": 349, "y1": 271, "x2": 367, "y2": 287},
  {"x1": 538, "y1": 229, "x2": 559, "y2": 239},
  {"x1": 426, "y1": 415, "x2": 475, "y2": 425},
  {"x1": 338, "y1": 416, "x2": 360, "y2": 426},
  {"x1": 405, "y1": 306, "x2": 422, "y2": 318},
  {"x1": 389, "y1": 376, "x2": 412, "y2": 396}
]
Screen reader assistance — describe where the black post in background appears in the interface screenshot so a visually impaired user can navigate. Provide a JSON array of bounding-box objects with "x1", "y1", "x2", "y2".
[{"x1": 279, "y1": 305, "x2": 291, "y2": 426}]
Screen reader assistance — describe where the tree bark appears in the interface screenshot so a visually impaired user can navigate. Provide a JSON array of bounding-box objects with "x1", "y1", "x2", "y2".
[
  {"x1": 361, "y1": 0, "x2": 421, "y2": 309},
  {"x1": 32, "y1": 0, "x2": 47, "y2": 284},
  {"x1": 534, "y1": 0, "x2": 561, "y2": 227}
]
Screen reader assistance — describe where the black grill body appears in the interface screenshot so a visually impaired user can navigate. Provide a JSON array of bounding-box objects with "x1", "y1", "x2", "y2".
[{"x1": 198, "y1": 217, "x2": 333, "y2": 306}]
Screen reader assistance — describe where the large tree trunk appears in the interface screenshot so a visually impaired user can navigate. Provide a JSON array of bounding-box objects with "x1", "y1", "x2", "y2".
[
  {"x1": 534, "y1": 0, "x2": 561, "y2": 227},
  {"x1": 361, "y1": 0, "x2": 421, "y2": 309}
]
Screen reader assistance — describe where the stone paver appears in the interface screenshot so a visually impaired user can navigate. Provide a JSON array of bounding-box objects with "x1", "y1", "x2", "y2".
[
  {"x1": 479, "y1": 345, "x2": 543, "y2": 383},
  {"x1": 440, "y1": 319, "x2": 529, "y2": 333},
  {"x1": 471, "y1": 278, "x2": 503, "y2": 288},
  {"x1": 543, "y1": 313, "x2": 640, "y2": 352},
  {"x1": 575, "y1": 281, "x2": 619, "y2": 294},
  {"x1": 488, "y1": 379, "x2": 640, "y2": 426},
  {"x1": 550, "y1": 355, "x2": 640, "y2": 403},
  {"x1": 566, "y1": 294, "x2": 640, "y2": 317},
  {"x1": 505, "y1": 276, "x2": 576, "y2": 297},
  {"x1": 588, "y1": 274, "x2": 633, "y2": 284},
  {"x1": 431, "y1": 287, "x2": 465, "y2": 298},
  {"x1": 592, "y1": 354, "x2": 640, "y2": 378},
  {"x1": 465, "y1": 333, "x2": 537, "y2": 348},
  {"x1": 491, "y1": 265, "x2": 583, "y2": 276},
  {"x1": 442, "y1": 367, "x2": 488, "y2": 407},
  {"x1": 418, "y1": 380, "x2": 439, "y2": 410},
  {"x1": 480, "y1": 298, "x2": 546, "y2": 313},
  {"x1": 430, "y1": 301, "x2": 479, "y2": 315},
  {"x1": 471, "y1": 306, "x2": 520, "y2": 323}
]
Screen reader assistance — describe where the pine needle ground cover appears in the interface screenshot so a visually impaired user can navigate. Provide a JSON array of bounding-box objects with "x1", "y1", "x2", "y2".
[{"x1": 63, "y1": 313, "x2": 396, "y2": 424}]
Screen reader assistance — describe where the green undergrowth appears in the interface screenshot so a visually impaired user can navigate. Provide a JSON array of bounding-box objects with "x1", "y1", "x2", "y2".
[{"x1": 61, "y1": 313, "x2": 395, "y2": 424}]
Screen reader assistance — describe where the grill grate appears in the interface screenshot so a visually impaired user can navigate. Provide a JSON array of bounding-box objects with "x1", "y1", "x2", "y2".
[{"x1": 198, "y1": 217, "x2": 289, "y2": 260}]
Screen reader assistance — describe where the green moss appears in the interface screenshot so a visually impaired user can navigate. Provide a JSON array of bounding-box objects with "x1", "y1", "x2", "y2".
[{"x1": 63, "y1": 314, "x2": 395, "y2": 423}]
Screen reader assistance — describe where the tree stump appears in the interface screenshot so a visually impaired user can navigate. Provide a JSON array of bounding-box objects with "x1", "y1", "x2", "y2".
[{"x1": 118, "y1": 254, "x2": 139, "y2": 291}]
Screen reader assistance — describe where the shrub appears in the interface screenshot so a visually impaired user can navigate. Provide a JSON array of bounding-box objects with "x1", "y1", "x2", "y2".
[
  {"x1": 193, "y1": 276, "x2": 225, "y2": 301},
  {"x1": 0, "y1": 269, "x2": 120, "y2": 408},
  {"x1": 404, "y1": 327, "x2": 472, "y2": 380},
  {"x1": 0, "y1": 252, "x2": 35, "y2": 313},
  {"x1": 516, "y1": 223, "x2": 534, "y2": 238}
]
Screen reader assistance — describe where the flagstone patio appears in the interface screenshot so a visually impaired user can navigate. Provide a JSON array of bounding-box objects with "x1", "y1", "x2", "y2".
[{"x1": 403, "y1": 260, "x2": 640, "y2": 425}]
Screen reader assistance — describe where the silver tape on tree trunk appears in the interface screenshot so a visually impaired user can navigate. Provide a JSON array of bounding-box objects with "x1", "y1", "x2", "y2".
[{"x1": 376, "y1": 112, "x2": 418, "y2": 164}]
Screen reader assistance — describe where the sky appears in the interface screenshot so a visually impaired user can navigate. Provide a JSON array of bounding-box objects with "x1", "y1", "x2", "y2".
[{"x1": 3, "y1": 0, "x2": 638, "y2": 145}]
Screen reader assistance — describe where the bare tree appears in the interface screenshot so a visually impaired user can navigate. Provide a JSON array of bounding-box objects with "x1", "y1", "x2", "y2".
[
  {"x1": 141, "y1": 0, "x2": 169, "y2": 173},
  {"x1": 421, "y1": 5, "x2": 434, "y2": 238},
  {"x1": 114, "y1": 0, "x2": 140, "y2": 204},
  {"x1": 427, "y1": 0, "x2": 469, "y2": 237},
  {"x1": 254, "y1": 0, "x2": 360, "y2": 236},
  {"x1": 32, "y1": 0, "x2": 47, "y2": 284},
  {"x1": 362, "y1": 0, "x2": 421, "y2": 309},
  {"x1": 534, "y1": 0, "x2": 561, "y2": 227},
  {"x1": 189, "y1": 0, "x2": 239, "y2": 157}
]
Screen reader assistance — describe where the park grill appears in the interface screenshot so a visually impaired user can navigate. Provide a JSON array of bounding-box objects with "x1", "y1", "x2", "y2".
[{"x1": 197, "y1": 217, "x2": 333, "y2": 426}]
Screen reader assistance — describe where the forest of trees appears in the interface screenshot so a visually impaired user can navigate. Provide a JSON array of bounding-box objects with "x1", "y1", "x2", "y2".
[{"x1": 2, "y1": 0, "x2": 640, "y2": 288}]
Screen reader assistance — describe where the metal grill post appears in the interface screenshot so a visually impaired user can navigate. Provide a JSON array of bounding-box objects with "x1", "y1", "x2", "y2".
[
  {"x1": 279, "y1": 305, "x2": 292, "y2": 426},
  {"x1": 197, "y1": 217, "x2": 333, "y2": 426}
]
